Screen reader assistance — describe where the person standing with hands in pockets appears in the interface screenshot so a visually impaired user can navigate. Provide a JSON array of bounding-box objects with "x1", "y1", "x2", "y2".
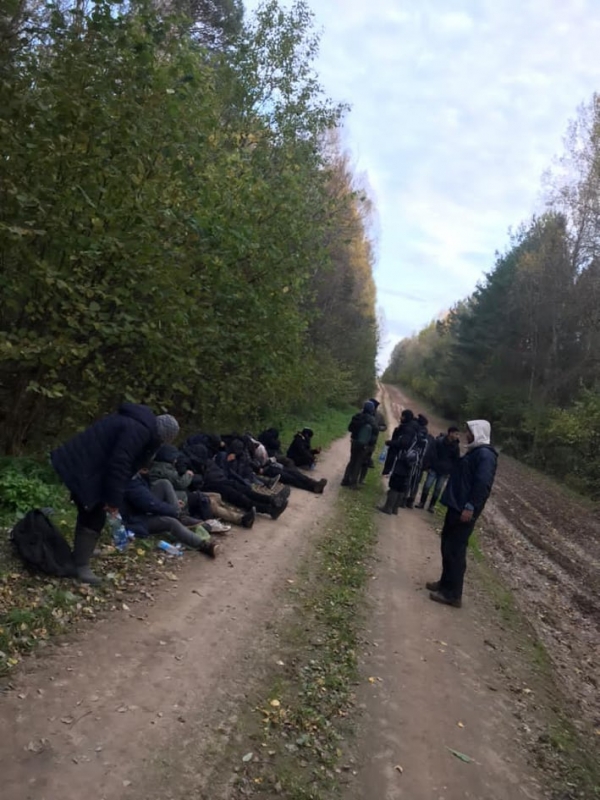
[
  {"x1": 51, "y1": 404, "x2": 180, "y2": 585},
  {"x1": 427, "y1": 420, "x2": 498, "y2": 608}
]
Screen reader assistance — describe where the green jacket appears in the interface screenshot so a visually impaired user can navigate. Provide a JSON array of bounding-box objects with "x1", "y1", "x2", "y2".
[{"x1": 148, "y1": 461, "x2": 192, "y2": 491}]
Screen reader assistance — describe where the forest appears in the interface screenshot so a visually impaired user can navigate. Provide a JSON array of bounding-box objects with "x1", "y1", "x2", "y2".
[
  {"x1": 383, "y1": 95, "x2": 600, "y2": 497},
  {"x1": 0, "y1": 0, "x2": 378, "y2": 455}
]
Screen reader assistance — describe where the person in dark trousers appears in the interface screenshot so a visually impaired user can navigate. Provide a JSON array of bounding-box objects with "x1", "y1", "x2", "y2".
[
  {"x1": 286, "y1": 428, "x2": 321, "y2": 469},
  {"x1": 416, "y1": 426, "x2": 460, "y2": 512},
  {"x1": 359, "y1": 397, "x2": 387, "y2": 484},
  {"x1": 405, "y1": 414, "x2": 430, "y2": 508},
  {"x1": 51, "y1": 403, "x2": 180, "y2": 585},
  {"x1": 427, "y1": 420, "x2": 498, "y2": 608},
  {"x1": 379, "y1": 409, "x2": 419, "y2": 513},
  {"x1": 341, "y1": 401, "x2": 379, "y2": 489},
  {"x1": 122, "y1": 473, "x2": 219, "y2": 557}
]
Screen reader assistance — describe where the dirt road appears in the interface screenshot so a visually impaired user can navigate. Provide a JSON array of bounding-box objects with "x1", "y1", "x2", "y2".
[
  {"x1": 382, "y1": 384, "x2": 600, "y2": 742},
  {"x1": 345, "y1": 385, "x2": 547, "y2": 800},
  {"x1": 0, "y1": 437, "x2": 350, "y2": 800}
]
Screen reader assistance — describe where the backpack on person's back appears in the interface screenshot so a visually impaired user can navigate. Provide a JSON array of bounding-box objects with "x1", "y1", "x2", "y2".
[{"x1": 10, "y1": 509, "x2": 76, "y2": 577}]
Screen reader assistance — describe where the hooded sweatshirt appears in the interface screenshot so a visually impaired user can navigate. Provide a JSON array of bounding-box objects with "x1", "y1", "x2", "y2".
[{"x1": 441, "y1": 419, "x2": 497, "y2": 517}]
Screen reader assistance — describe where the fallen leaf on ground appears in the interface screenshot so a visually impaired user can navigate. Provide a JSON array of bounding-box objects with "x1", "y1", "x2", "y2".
[
  {"x1": 269, "y1": 699, "x2": 281, "y2": 708},
  {"x1": 368, "y1": 677, "x2": 376, "y2": 684},
  {"x1": 457, "y1": 722, "x2": 465, "y2": 728},
  {"x1": 242, "y1": 752, "x2": 254, "y2": 762},
  {"x1": 394, "y1": 764, "x2": 403, "y2": 774},
  {"x1": 446, "y1": 747, "x2": 472, "y2": 763}
]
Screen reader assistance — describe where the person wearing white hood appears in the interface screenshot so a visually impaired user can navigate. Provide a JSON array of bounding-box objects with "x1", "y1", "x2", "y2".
[{"x1": 427, "y1": 420, "x2": 498, "y2": 608}]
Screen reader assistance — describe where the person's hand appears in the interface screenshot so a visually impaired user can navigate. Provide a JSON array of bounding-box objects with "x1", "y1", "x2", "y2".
[
  {"x1": 178, "y1": 499, "x2": 185, "y2": 509},
  {"x1": 227, "y1": 453, "x2": 236, "y2": 462},
  {"x1": 104, "y1": 505, "x2": 119, "y2": 516},
  {"x1": 185, "y1": 470, "x2": 194, "y2": 478},
  {"x1": 460, "y1": 508, "x2": 474, "y2": 523}
]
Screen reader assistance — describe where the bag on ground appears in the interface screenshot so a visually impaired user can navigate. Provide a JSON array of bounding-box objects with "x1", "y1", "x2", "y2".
[{"x1": 10, "y1": 509, "x2": 76, "y2": 577}]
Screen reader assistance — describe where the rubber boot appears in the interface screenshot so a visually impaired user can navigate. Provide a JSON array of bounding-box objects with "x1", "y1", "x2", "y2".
[
  {"x1": 378, "y1": 490, "x2": 399, "y2": 515},
  {"x1": 313, "y1": 478, "x2": 328, "y2": 494},
  {"x1": 73, "y1": 527, "x2": 102, "y2": 585},
  {"x1": 428, "y1": 491, "x2": 440, "y2": 513},
  {"x1": 270, "y1": 497, "x2": 288, "y2": 520},
  {"x1": 405, "y1": 496, "x2": 415, "y2": 509},
  {"x1": 392, "y1": 492, "x2": 407, "y2": 515}
]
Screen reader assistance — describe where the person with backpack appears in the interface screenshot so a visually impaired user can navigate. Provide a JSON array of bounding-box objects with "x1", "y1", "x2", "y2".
[
  {"x1": 379, "y1": 408, "x2": 419, "y2": 514},
  {"x1": 341, "y1": 401, "x2": 379, "y2": 489},
  {"x1": 358, "y1": 397, "x2": 388, "y2": 484},
  {"x1": 50, "y1": 403, "x2": 180, "y2": 585},
  {"x1": 405, "y1": 414, "x2": 431, "y2": 508},
  {"x1": 416, "y1": 426, "x2": 460, "y2": 513},
  {"x1": 427, "y1": 420, "x2": 498, "y2": 607}
]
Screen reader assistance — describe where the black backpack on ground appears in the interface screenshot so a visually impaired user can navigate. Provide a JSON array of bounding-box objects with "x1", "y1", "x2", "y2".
[{"x1": 10, "y1": 509, "x2": 76, "y2": 577}]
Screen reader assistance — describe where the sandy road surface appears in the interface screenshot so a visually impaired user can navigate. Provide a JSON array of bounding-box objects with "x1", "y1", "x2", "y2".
[
  {"x1": 383, "y1": 384, "x2": 600, "y2": 739},
  {"x1": 345, "y1": 385, "x2": 545, "y2": 800},
  {"x1": 0, "y1": 435, "x2": 352, "y2": 800}
]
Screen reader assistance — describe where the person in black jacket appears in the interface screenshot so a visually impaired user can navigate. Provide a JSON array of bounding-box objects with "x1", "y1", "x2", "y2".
[
  {"x1": 51, "y1": 403, "x2": 180, "y2": 584},
  {"x1": 416, "y1": 426, "x2": 460, "y2": 513},
  {"x1": 358, "y1": 398, "x2": 387, "y2": 484},
  {"x1": 379, "y1": 409, "x2": 419, "y2": 514},
  {"x1": 121, "y1": 473, "x2": 218, "y2": 557},
  {"x1": 427, "y1": 420, "x2": 498, "y2": 607},
  {"x1": 341, "y1": 401, "x2": 379, "y2": 489},
  {"x1": 286, "y1": 428, "x2": 321, "y2": 469}
]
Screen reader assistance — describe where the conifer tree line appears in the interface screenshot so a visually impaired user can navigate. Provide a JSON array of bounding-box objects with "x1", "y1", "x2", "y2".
[
  {"x1": 0, "y1": 0, "x2": 378, "y2": 454},
  {"x1": 383, "y1": 94, "x2": 600, "y2": 497}
]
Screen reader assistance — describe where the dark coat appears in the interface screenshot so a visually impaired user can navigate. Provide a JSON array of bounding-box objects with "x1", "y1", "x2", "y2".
[
  {"x1": 287, "y1": 432, "x2": 316, "y2": 468},
  {"x1": 51, "y1": 403, "x2": 161, "y2": 510},
  {"x1": 348, "y1": 412, "x2": 378, "y2": 446},
  {"x1": 258, "y1": 428, "x2": 282, "y2": 457},
  {"x1": 382, "y1": 419, "x2": 419, "y2": 475},
  {"x1": 120, "y1": 474, "x2": 179, "y2": 536},
  {"x1": 441, "y1": 445, "x2": 498, "y2": 518},
  {"x1": 429, "y1": 434, "x2": 460, "y2": 476}
]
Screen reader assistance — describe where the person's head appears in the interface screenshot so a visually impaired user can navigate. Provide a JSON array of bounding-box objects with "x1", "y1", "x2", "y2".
[
  {"x1": 369, "y1": 398, "x2": 380, "y2": 409},
  {"x1": 447, "y1": 426, "x2": 460, "y2": 442},
  {"x1": 417, "y1": 413, "x2": 428, "y2": 428},
  {"x1": 302, "y1": 427, "x2": 314, "y2": 440},
  {"x1": 466, "y1": 420, "x2": 491, "y2": 447},
  {"x1": 155, "y1": 444, "x2": 179, "y2": 464},
  {"x1": 156, "y1": 414, "x2": 179, "y2": 443},
  {"x1": 400, "y1": 408, "x2": 414, "y2": 423},
  {"x1": 363, "y1": 400, "x2": 375, "y2": 414}
]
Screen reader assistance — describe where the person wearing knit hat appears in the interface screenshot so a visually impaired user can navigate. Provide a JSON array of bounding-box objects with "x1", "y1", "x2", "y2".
[
  {"x1": 51, "y1": 403, "x2": 178, "y2": 585},
  {"x1": 156, "y1": 414, "x2": 180, "y2": 443}
]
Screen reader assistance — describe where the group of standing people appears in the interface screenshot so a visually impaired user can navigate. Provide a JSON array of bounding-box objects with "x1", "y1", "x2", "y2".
[{"x1": 341, "y1": 398, "x2": 498, "y2": 609}]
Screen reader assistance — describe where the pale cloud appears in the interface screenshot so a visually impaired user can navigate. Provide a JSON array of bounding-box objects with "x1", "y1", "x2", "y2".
[{"x1": 244, "y1": 0, "x2": 600, "y2": 364}]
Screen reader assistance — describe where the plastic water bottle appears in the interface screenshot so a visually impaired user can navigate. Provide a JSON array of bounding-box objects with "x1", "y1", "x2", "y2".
[
  {"x1": 157, "y1": 540, "x2": 184, "y2": 557},
  {"x1": 379, "y1": 445, "x2": 388, "y2": 463},
  {"x1": 108, "y1": 513, "x2": 134, "y2": 552}
]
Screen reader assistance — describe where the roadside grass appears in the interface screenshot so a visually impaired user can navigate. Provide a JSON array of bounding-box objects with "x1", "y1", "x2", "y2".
[
  {"x1": 0, "y1": 405, "x2": 354, "y2": 679},
  {"x1": 227, "y1": 471, "x2": 380, "y2": 799}
]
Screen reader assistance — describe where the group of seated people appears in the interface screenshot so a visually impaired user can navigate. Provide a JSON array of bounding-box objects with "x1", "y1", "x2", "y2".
[{"x1": 119, "y1": 427, "x2": 328, "y2": 559}]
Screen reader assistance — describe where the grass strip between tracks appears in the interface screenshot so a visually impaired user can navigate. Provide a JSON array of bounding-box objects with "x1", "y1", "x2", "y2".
[{"x1": 228, "y1": 471, "x2": 381, "y2": 799}]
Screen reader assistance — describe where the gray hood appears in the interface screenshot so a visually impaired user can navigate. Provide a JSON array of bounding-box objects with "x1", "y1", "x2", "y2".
[{"x1": 467, "y1": 419, "x2": 491, "y2": 448}]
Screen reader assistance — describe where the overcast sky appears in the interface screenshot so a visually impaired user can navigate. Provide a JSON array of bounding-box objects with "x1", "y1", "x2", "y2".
[{"x1": 243, "y1": 0, "x2": 600, "y2": 366}]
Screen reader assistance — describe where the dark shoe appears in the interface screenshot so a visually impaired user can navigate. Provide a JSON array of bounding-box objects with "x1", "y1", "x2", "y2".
[
  {"x1": 378, "y1": 490, "x2": 399, "y2": 514},
  {"x1": 415, "y1": 502, "x2": 426, "y2": 509},
  {"x1": 429, "y1": 590, "x2": 461, "y2": 608},
  {"x1": 198, "y1": 538, "x2": 219, "y2": 558},
  {"x1": 426, "y1": 581, "x2": 440, "y2": 591},
  {"x1": 405, "y1": 498, "x2": 415, "y2": 509},
  {"x1": 427, "y1": 507, "x2": 435, "y2": 514},
  {"x1": 313, "y1": 478, "x2": 327, "y2": 494},
  {"x1": 340, "y1": 481, "x2": 350, "y2": 487},
  {"x1": 270, "y1": 499, "x2": 288, "y2": 519},
  {"x1": 242, "y1": 509, "x2": 256, "y2": 529}
]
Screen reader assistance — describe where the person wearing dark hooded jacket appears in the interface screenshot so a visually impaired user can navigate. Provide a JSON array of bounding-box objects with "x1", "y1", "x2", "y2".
[
  {"x1": 51, "y1": 403, "x2": 179, "y2": 585},
  {"x1": 405, "y1": 414, "x2": 430, "y2": 508},
  {"x1": 121, "y1": 472, "x2": 218, "y2": 557},
  {"x1": 416, "y1": 427, "x2": 460, "y2": 512},
  {"x1": 427, "y1": 420, "x2": 498, "y2": 607},
  {"x1": 378, "y1": 409, "x2": 419, "y2": 514},
  {"x1": 358, "y1": 398, "x2": 388, "y2": 484},
  {"x1": 286, "y1": 428, "x2": 321, "y2": 469},
  {"x1": 341, "y1": 401, "x2": 379, "y2": 489}
]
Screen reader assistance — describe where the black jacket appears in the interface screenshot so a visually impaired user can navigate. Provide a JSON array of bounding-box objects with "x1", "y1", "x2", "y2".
[
  {"x1": 258, "y1": 428, "x2": 282, "y2": 457},
  {"x1": 382, "y1": 419, "x2": 419, "y2": 475},
  {"x1": 287, "y1": 432, "x2": 316, "y2": 468},
  {"x1": 121, "y1": 474, "x2": 180, "y2": 537},
  {"x1": 51, "y1": 403, "x2": 161, "y2": 510},
  {"x1": 348, "y1": 412, "x2": 378, "y2": 446},
  {"x1": 430, "y1": 434, "x2": 460, "y2": 476},
  {"x1": 441, "y1": 445, "x2": 498, "y2": 517}
]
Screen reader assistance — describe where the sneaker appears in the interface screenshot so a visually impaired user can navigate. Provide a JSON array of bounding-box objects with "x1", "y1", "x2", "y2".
[
  {"x1": 203, "y1": 519, "x2": 231, "y2": 535},
  {"x1": 429, "y1": 590, "x2": 461, "y2": 608}
]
